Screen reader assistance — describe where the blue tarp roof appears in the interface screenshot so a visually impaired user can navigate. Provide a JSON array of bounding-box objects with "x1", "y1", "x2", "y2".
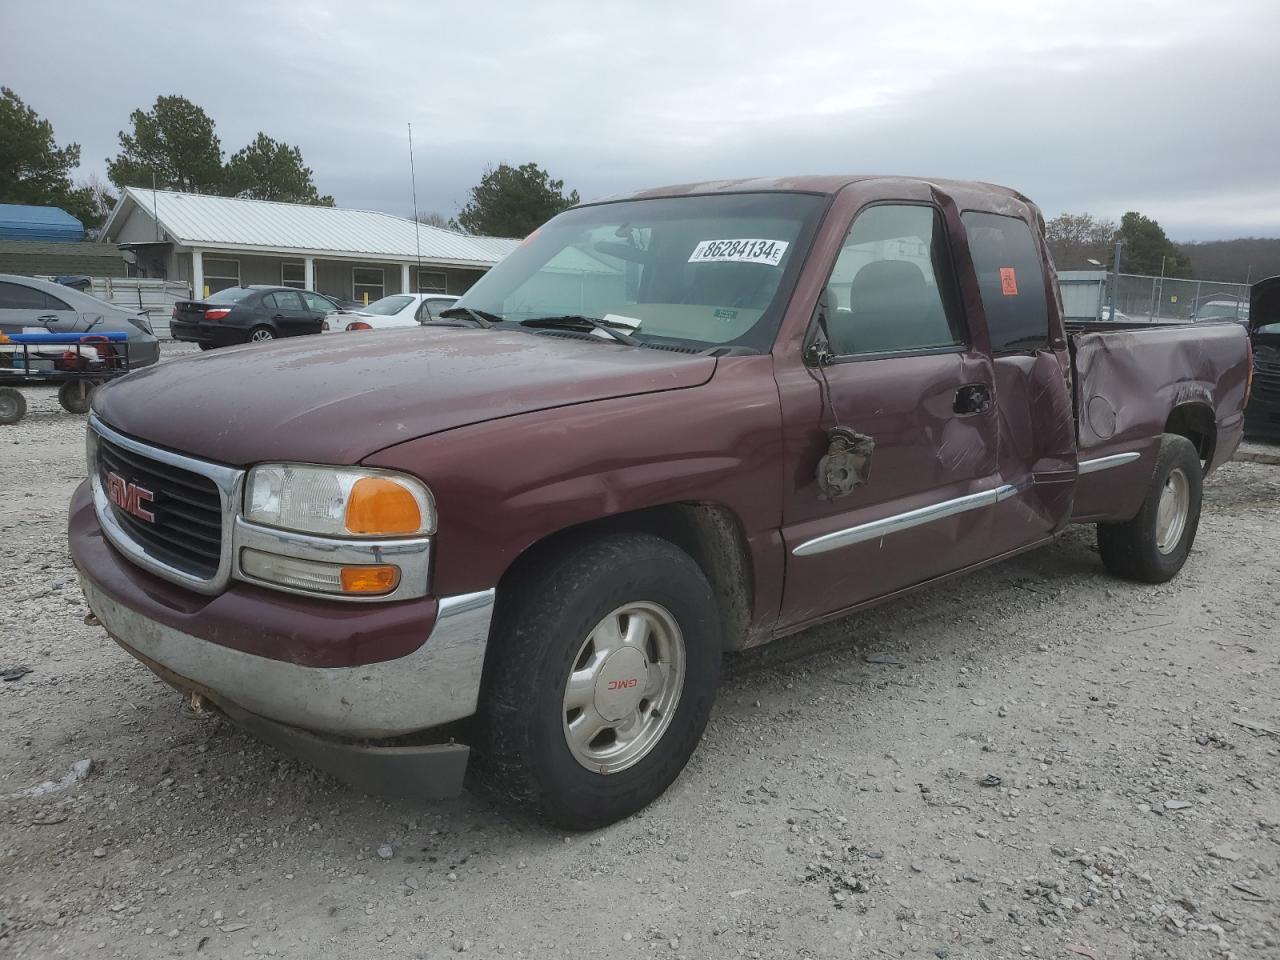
[{"x1": 0, "y1": 204, "x2": 85, "y2": 243}]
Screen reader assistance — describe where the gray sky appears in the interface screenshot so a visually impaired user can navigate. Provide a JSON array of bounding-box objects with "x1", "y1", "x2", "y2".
[{"x1": 3, "y1": 0, "x2": 1277, "y2": 240}]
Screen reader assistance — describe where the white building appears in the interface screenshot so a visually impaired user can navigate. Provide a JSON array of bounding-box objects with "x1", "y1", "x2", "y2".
[{"x1": 100, "y1": 187, "x2": 520, "y2": 304}]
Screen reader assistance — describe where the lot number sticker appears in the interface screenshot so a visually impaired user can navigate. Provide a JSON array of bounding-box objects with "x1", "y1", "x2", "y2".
[
  {"x1": 689, "y1": 239, "x2": 789, "y2": 266},
  {"x1": 999, "y1": 267, "x2": 1018, "y2": 296}
]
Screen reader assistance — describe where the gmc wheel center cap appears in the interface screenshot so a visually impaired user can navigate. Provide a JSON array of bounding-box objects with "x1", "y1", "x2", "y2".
[{"x1": 594, "y1": 648, "x2": 647, "y2": 721}]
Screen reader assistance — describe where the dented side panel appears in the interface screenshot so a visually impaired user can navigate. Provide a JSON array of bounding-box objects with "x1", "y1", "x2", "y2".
[{"x1": 1070, "y1": 322, "x2": 1249, "y2": 521}]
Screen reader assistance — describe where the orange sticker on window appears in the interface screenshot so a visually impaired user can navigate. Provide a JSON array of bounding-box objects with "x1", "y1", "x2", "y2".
[{"x1": 999, "y1": 267, "x2": 1018, "y2": 296}]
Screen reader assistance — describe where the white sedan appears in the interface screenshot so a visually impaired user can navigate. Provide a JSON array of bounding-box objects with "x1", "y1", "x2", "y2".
[{"x1": 326, "y1": 293, "x2": 459, "y2": 332}]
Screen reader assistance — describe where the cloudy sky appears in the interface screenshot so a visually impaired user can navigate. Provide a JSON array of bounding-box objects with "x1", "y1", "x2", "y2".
[{"x1": 3, "y1": 0, "x2": 1277, "y2": 240}]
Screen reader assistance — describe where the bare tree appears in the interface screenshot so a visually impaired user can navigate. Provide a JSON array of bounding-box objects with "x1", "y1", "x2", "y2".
[
  {"x1": 1045, "y1": 212, "x2": 1118, "y2": 270},
  {"x1": 414, "y1": 211, "x2": 453, "y2": 229}
]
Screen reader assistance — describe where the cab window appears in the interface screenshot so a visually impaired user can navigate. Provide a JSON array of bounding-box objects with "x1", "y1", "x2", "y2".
[
  {"x1": 961, "y1": 212, "x2": 1049, "y2": 353},
  {"x1": 822, "y1": 204, "x2": 965, "y2": 357}
]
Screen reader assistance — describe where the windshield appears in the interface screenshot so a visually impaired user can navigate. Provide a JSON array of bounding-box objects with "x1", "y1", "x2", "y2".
[
  {"x1": 455, "y1": 192, "x2": 827, "y2": 351},
  {"x1": 207, "y1": 287, "x2": 254, "y2": 304},
  {"x1": 363, "y1": 295, "x2": 415, "y2": 316}
]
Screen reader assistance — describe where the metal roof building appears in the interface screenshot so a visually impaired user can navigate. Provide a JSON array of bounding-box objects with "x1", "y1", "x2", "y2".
[{"x1": 100, "y1": 187, "x2": 520, "y2": 303}]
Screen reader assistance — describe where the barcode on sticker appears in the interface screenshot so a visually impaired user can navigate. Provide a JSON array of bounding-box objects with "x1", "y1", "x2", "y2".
[{"x1": 688, "y1": 239, "x2": 788, "y2": 266}]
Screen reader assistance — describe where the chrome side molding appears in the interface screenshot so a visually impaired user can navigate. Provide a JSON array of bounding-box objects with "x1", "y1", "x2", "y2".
[
  {"x1": 793, "y1": 483, "x2": 1021, "y2": 557},
  {"x1": 1077, "y1": 451, "x2": 1141, "y2": 475}
]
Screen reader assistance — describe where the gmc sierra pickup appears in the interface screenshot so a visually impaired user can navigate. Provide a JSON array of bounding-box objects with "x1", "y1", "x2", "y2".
[{"x1": 69, "y1": 175, "x2": 1250, "y2": 829}]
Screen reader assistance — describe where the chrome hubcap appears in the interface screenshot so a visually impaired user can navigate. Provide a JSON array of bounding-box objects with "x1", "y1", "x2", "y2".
[
  {"x1": 1155, "y1": 467, "x2": 1190, "y2": 554},
  {"x1": 562, "y1": 602, "x2": 685, "y2": 774}
]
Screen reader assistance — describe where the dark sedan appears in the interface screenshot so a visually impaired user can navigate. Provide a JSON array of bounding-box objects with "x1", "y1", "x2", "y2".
[{"x1": 171, "y1": 286, "x2": 337, "y2": 349}]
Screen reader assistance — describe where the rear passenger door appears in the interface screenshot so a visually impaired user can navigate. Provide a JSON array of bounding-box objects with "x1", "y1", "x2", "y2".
[
  {"x1": 264, "y1": 291, "x2": 320, "y2": 337},
  {"x1": 776, "y1": 201, "x2": 1003, "y2": 628},
  {"x1": 0, "y1": 280, "x2": 80, "y2": 336},
  {"x1": 960, "y1": 212, "x2": 1076, "y2": 554}
]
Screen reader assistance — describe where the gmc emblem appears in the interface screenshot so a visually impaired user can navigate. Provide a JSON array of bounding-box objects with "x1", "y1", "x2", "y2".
[
  {"x1": 607, "y1": 678, "x2": 639, "y2": 691},
  {"x1": 105, "y1": 471, "x2": 155, "y2": 523}
]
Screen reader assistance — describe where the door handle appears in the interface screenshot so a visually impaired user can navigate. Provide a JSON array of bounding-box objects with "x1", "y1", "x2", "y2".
[
  {"x1": 272, "y1": 314, "x2": 286, "y2": 320},
  {"x1": 954, "y1": 383, "x2": 992, "y2": 415}
]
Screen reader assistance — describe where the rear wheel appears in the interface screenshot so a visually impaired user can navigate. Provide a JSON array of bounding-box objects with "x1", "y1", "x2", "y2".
[
  {"x1": 58, "y1": 380, "x2": 95, "y2": 414},
  {"x1": 0, "y1": 386, "x2": 26, "y2": 425},
  {"x1": 198, "y1": 342, "x2": 215, "y2": 352},
  {"x1": 476, "y1": 533, "x2": 721, "y2": 829},
  {"x1": 1097, "y1": 434, "x2": 1203, "y2": 583},
  {"x1": 248, "y1": 327, "x2": 275, "y2": 343}
]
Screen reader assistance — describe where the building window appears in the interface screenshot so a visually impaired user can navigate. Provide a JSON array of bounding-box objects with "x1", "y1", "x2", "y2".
[
  {"x1": 353, "y1": 267, "x2": 384, "y2": 305},
  {"x1": 418, "y1": 270, "x2": 448, "y2": 294},
  {"x1": 281, "y1": 262, "x2": 306, "y2": 289},
  {"x1": 203, "y1": 258, "x2": 240, "y2": 294}
]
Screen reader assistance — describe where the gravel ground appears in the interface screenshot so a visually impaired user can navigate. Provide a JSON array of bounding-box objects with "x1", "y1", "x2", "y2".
[{"x1": 1, "y1": 350, "x2": 1278, "y2": 960}]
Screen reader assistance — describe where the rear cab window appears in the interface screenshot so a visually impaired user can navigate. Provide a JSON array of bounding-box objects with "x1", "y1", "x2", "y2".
[{"x1": 961, "y1": 212, "x2": 1049, "y2": 353}]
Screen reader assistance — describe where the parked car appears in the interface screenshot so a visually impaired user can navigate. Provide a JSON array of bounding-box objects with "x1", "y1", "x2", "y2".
[
  {"x1": 70, "y1": 175, "x2": 1249, "y2": 830},
  {"x1": 332, "y1": 293, "x2": 459, "y2": 332},
  {"x1": 0, "y1": 273, "x2": 159, "y2": 368},
  {"x1": 170, "y1": 286, "x2": 338, "y2": 349},
  {"x1": 1244, "y1": 275, "x2": 1280, "y2": 440},
  {"x1": 1192, "y1": 298, "x2": 1250, "y2": 323}
]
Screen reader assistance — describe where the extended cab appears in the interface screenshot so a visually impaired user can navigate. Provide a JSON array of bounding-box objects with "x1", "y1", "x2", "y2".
[{"x1": 69, "y1": 176, "x2": 1250, "y2": 829}]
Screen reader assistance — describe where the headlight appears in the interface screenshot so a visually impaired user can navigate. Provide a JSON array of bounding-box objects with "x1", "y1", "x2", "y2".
[{"x1": 245, "y1": 464, "x2": 435, "y2": 537}]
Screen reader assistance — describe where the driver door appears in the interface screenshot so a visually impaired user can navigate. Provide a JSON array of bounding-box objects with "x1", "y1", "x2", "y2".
[{"x1": 775, "y1": 201, "x2": 1004, "y2": 628}]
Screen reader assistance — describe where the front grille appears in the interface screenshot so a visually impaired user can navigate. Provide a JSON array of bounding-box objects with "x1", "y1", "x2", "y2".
[
  {"x1": 1254, "y1": 358, "x2": 1280, "y2": 403},
  {"x1": 96, "y1": 433, "x2": 223, "y2": 579}
]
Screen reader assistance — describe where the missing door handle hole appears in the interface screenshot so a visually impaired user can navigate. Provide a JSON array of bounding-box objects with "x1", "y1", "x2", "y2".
[{"x1": 817, "y1": 426, "x2": 875, "y2": 500}]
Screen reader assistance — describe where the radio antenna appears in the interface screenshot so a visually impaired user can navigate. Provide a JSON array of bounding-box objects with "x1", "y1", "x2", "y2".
[{"x1": 408, "y1": 122, "x2": 423, "y2": 291}]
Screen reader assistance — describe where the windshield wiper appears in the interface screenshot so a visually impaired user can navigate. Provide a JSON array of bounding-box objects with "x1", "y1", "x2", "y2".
[
  {"x1": 519, "y1": 315, "x2": 640, "y2": 346},
  {"x1": 434, "y1": 307, "x2": 500, "y2": 328}
]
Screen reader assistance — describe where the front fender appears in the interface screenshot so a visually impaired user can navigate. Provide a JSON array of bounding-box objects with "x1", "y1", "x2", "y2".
[{"x1": 363, "y1": 354, "x2": 784, "y2": 601}]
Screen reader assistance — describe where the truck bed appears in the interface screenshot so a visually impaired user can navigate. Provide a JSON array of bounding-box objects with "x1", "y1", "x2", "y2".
[{"x1": 1067, "y1": 320, "x2": 1250, "y2": 521}]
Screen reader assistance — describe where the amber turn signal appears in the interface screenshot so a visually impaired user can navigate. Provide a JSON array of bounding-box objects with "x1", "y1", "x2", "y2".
[
  {"x1": 340, "y1": 564, "x2": 400, "y2": 594},
  {"x1": 345, "y1": 477, "x2": 423, "y2": 535}
]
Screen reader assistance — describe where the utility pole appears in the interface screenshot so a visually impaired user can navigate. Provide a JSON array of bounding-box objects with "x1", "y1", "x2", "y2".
[{"x1": 1108, "y1": 240, "x2": 1125, "y2": 321}]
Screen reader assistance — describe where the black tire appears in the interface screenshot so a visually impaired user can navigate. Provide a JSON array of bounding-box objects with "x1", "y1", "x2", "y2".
[
  {"x1": 0, "y1": 386, "x2": 26, "y2": 425},
  {"x1": 1097, "y1": 434, "x2": 1203, "y2": 583},
  {"x1": 247, "y1": 327, "x2": 275, "y2": 343},
  {"x1": 198, "y1": 342, "x2": 215, "y2": 351},
  {"x1": 57, "y1": 380, "x2": 94, "y2": 414},
  {"x1": 476, "y1": 533, "x2": 722, "y2": 830}
]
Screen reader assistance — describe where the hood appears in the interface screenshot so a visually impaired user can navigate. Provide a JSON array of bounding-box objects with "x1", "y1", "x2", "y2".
[{"x1": 93, "y1": 328, "x2": 716, "y2": 466}]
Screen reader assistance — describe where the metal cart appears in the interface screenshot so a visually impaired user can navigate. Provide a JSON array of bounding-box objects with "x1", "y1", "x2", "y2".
[{"x1": 0, "y1": 331, "x2": 131, "y2": 425}]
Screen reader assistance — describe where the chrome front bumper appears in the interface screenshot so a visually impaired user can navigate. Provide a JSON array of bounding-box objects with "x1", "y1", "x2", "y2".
[{"x1": 81, "y1": 576, "x2": 496, "y2": 739}]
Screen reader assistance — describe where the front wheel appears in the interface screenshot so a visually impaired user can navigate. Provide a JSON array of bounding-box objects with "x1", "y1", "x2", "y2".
[
  {"x1": 198, "y1": 342, "x2": 215, "y2": 352},
  {"x1": 476, "y1": 533, "x2": 721, "y2": 829},
  {"x1": 1097, "y1": 434, "x2": 1203, "y2": 583},
  {"x1": 248, "y1": 326, "x2": 275, "y2": 343}
]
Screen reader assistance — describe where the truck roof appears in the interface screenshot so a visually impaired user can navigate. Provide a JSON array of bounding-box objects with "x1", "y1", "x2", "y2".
[{"x1": 591, "y1": 175, "x2": 1034, "y2": 206}]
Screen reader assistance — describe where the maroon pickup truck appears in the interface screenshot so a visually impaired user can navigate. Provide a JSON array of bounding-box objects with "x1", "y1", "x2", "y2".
[{"x1": 69, "y1": 175, "x2": 1250, "y2": 829}]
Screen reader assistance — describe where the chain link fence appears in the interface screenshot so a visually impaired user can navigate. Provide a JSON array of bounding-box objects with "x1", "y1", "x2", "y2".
[{"x1": 1106, "y1": 273, "x2": 1249, "y2": 324}]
